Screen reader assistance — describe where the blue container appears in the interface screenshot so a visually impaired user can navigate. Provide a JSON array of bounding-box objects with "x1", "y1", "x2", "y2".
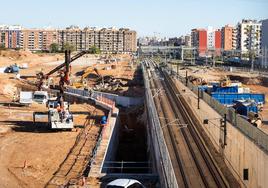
[
  {"x1": 198, "y1": 85, "x2": 209, "y2": 92},
  {"x1": 235, "y1": 102, "x2": 258, "y2": 116},
  {"x1": 211, "y1": 93, "x2": 265, "y2": 105},
  {"x1": 212, "y1": 85, "x2": 238, "y2": 93},
  {"x1": 101, "y1": 116, "x2": 107, "y2": 125}
]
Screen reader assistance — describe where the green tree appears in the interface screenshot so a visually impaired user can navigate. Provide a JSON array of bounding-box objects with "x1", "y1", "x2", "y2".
[
  {"x1": 50, "y1": 43, "x2": 59, "y2": 53},
  {"x1": 62, "y1": 43, "x2": 75, "y2": 52},
  {"x1": 88, "y1": 46, "x2": 101, "y2": 54},
  {"x1": 0, "y1": 44, "x2": 6, "y2": 50}
]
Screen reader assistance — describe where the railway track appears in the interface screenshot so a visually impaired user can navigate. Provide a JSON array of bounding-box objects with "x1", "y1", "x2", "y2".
[
  {"x1": 145, "y1": 59, "x2": 229, "y2": 188},
  {"x1": 45, "y1": 108, "x2": 102, "y2": 188}
]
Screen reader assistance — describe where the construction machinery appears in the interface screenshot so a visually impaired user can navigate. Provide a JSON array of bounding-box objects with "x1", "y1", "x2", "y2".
[
  {"x1": 5, "y1": 64, "x2": 19, "y2": 73},
  {"x1": 47, "y1": 98, "x2": 73, "y2": 130},
  {"x1": 71, "y1": 64, "x2": 101, "y2": 89},
  {"x1": 34, "y1": 50, "x2": 90, "y2": 130}
]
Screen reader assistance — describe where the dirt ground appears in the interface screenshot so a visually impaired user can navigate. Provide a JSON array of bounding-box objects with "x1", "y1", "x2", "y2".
[
  {"x1": 0, "y1": 50, "x2": 111, "y2": 188},
  {"x1": 0, "y1": 101, "x2": 106, "y2": 188}
]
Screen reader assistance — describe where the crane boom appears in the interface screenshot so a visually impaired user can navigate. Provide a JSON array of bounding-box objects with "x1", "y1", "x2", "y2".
[{"x1": 46, "y1": 50, "x2": 88, "y2": 76}]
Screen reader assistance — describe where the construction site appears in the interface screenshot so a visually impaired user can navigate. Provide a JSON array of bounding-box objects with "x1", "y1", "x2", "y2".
[
  {"x1": 1, "y1": 48, "x2": 268, "y2": 188},
  {"x1": 0, "y1": 49, "x2": 146, "y2": 187}
]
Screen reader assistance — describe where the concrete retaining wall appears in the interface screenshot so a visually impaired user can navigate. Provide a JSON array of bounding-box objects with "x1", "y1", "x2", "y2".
[{"x1": 142, "y1": 64, "x2": 178, "y2": 188}]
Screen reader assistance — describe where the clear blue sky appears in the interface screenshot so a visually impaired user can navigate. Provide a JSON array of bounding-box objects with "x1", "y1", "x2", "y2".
[{"x1": 0, "y1": 0, "x2": 267, "y2": 37}]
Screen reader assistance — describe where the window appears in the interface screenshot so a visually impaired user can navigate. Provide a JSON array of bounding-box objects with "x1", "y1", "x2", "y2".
[
  {"x1": 128, "y1": 183, "x2": 143, "y2": 188},
  {"x1": 243, "y1": 168, "x2": 249, "y2": 180}
]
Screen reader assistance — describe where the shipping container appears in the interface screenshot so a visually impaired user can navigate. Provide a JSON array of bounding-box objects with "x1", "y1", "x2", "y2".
[
  {"x1": 234, "y1": 101, "x2": 258, "y2": 116},
  {"x1": 212, "y1": 85, "x2": 238, "y2": 93},
  {"x1": 211, "y1": 93, "x2": 265, "y2": 105}
]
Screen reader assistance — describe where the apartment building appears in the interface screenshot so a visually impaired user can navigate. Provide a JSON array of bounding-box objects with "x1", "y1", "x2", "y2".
[
  {"x1": 184, "y1": 34, "x2": 191, "y2": 47},
  {"x1": 1, "y1": 25, "x2": 136, "y2": 53},
  {"x1": 19, "y1": 29, "x2": 58, "y2": 51},
  {"x1": 58, "y1": 27, "x2": 137, "y2": 53},
  {"x1": 237, "y1": 19, "x2": 261, "y2": 55},
  {"x1": 261, "y1": 19, "x2": 268, "y2": 50},
  {"x1": 207, "y1": 26, "x2": 221, "y2": 51},
  {"x1": 191, "y1": 29, "x2": 207, "y2": 56},
  {"x1": 0, "y1": 25, "x2": 21, "y2": 49},
  {"x1": 221, "y1": 25, "x2": 233, "y2": 51}
]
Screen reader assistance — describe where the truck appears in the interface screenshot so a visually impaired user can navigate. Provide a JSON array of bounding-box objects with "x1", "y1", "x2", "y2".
[
  {"x1": 47, "y1": 99, "x2": 74, "y2": 130},
  {"x1": 19, "y1": 91, "x2": 33, "y2": 105},
  {"x1": 33, "y1": 91, "x2": 49, "y2": 104}
]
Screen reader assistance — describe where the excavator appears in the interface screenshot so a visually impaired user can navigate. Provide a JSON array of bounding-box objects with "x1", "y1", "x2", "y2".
[{"x1": 71, "y1": 64, "x2": 102, "y2": 89}]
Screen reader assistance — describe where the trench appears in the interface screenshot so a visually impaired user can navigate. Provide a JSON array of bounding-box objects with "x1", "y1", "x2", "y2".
[{"x1": 114, "y1": 106, "x2": 149, "y2": 173}]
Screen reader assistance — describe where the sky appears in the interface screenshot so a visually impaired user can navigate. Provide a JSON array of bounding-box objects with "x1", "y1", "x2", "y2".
[{"x1": 0, "y1": 0, "x2": 267, "y2": 37}]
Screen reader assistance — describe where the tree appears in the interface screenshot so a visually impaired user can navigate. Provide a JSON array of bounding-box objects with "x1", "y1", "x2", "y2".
[
  {"x1": 50, "y1": 43, "x2": 59, "y2": 53},
  {"x1": 88, "y1": 46, "x2": 101, "y2": 54},
  {"x1": 62, "y1": 43, "x2": 75, "y2": 52},
  {"x1": 0, "y1": 44, "x2": 6, "y2": 50}
]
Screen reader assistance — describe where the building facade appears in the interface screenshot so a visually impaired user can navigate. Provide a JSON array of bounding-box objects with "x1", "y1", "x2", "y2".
[
  {"x1": 19, "y1": 29, "x2": 58, "y2": 51},
  {"x1": 261, "y1": 19, "x2": 268, "y2": 50},
  {"x1": 0, "y1": 25, "x2": 137, "y2": 53},
  {"x1": 58, "y1": 27, "x2": 137, "y2": 53},
  {"x1": 191, "y1": 29, "x2": 207, "y2": 56},
  {"x1": 237, "y1": 19, "x2": 261, "y2": 55},
  {"x1": 221, "y1": 25, "x2": 234, "y2": 51},
  {"x1": 0, "y1": 25, "x2": 21, "y2": 49}
]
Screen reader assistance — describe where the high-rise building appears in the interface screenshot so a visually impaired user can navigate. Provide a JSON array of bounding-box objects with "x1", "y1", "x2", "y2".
[
  {"x1": 237, "y1": 19, "x2": 261, "y2": 55},
  {"x1": 261, "y1": 19, "x2": 268, "y2": 50},
  {"x1": 191, "y1": 29, "x2": 207, "y2": 56},
  {"x1": 221, "y1": 25, "x2": 234, "y2": 51},
  {"x1": 207, "y1": 27, "x2": 221, "y2": 51}
]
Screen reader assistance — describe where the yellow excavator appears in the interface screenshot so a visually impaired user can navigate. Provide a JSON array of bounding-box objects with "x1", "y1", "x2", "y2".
[
  {"x1": 71, "y1": 64, "x2": 101, "y2": 89},
  {"x1": 220, "y1": 76, "x2": 231, "y2": 87}
]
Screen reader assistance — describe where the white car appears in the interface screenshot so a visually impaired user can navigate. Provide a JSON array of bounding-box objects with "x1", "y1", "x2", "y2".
[{"x1": 106, "y1": 179, "x2": 145, "y2": 188}]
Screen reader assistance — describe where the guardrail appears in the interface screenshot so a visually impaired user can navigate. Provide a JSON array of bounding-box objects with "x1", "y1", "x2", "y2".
[
  {"x1": 142, "y1": 63, "x2": 179, "y2": 188},
  {"x1": 170, "y1": 68, "x2": 268, "y2": 152}
]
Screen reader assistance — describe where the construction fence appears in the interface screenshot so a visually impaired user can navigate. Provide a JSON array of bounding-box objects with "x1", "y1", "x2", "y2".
[
  {"x1": 172, "y1": 69, "x2": 268, "y2": 152},
  {"x1": 142, "y1": 64, "x2": 179, "y2": 188}
]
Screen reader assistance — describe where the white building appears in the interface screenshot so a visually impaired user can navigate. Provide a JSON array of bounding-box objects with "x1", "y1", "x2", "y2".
[
  {"x1": 207, "y1": 26, "x2": 215, "y2": 49},
  {"x1": 237, "y1": 19, "x2": 261, "y2": 55}
]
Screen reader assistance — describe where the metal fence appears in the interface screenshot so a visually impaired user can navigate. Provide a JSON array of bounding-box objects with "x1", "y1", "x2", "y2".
[
  {"x1": 142, "y1": 64, "x2": 179, "y2": 188},
  {"x1": 177, "y1": 74, "x2": 268, "y2": 152}
]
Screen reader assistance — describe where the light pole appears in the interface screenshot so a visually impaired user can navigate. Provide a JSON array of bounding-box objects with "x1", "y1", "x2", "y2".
[{"x1": 203, "y1": 114, "x2": 227, "y2": 148}]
